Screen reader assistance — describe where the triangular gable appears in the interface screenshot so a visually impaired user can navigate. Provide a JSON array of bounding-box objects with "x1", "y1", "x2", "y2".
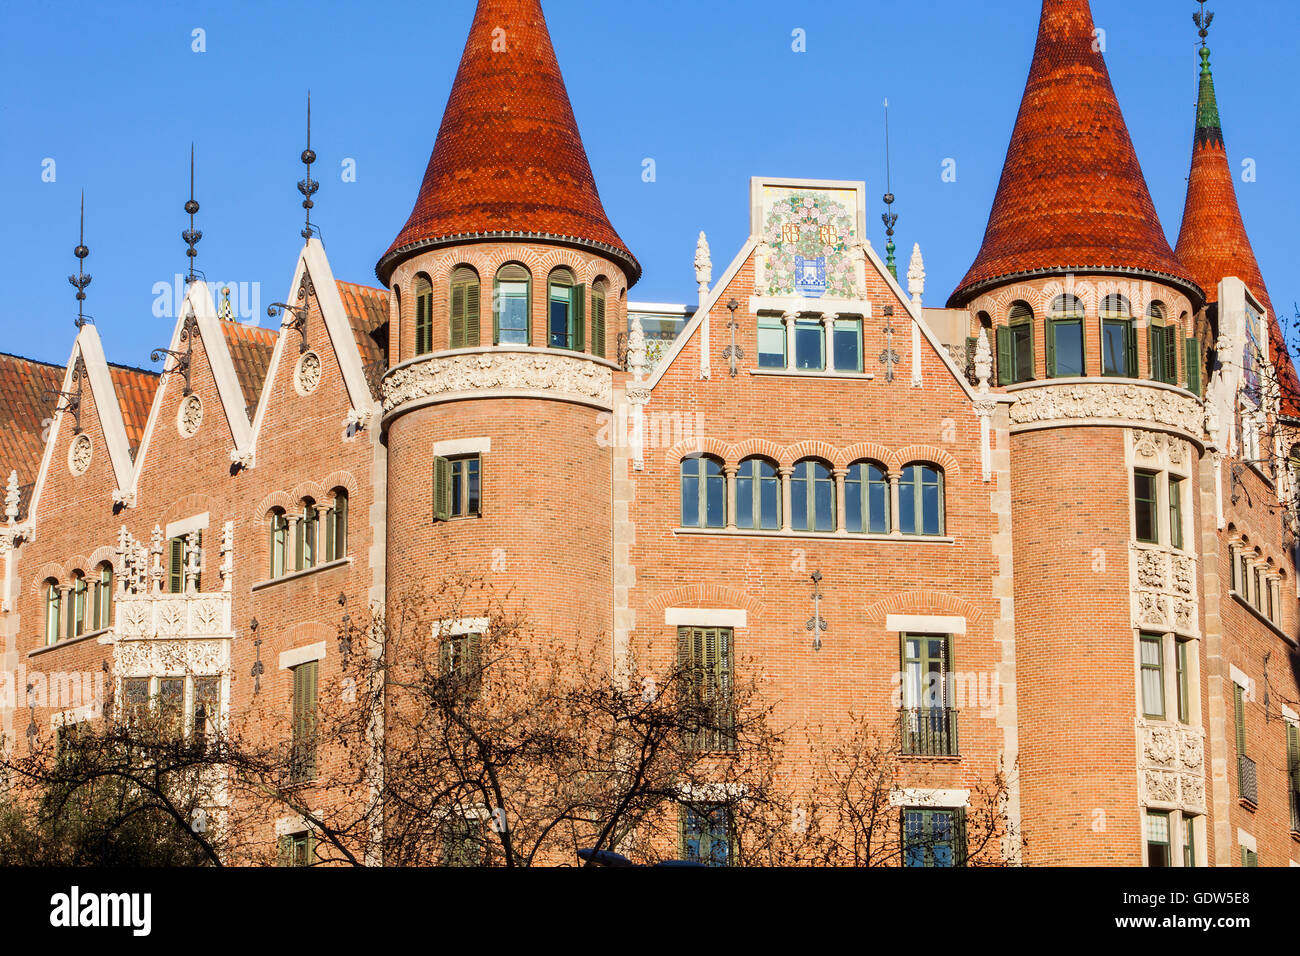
[{"x1": 247, "y1": 238, "x2": 379, "y2": 453}]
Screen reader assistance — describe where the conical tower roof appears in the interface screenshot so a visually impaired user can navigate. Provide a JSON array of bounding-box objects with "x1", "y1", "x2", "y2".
[
  {"x1": 949, "y1": 0, "x2": 1200, "y2": 307},
  {"x1": 1175, "y1": 37, "x2": 1298, "y2": 412},
  {"x1": 376, "y1": 0, "x2": 638, "y2": 284}
]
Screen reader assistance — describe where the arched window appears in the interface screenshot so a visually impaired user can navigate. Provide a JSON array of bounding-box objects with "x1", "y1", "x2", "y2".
[
  {"x1": 494, "y1": 264, "x2": 531, "y2": 345},
  {"x1": 900, "y1": 464, "x2": 945, "y2": 536},
  {"x1": 846, "y1": 461, "x2": 890, "y2": 534},
  {"x1": 1147, "y1": 301, "x2": 1178, "y2": 385},
  {"x1": 92, "y1": 562, "x2": 113, "y2": 631},
  {"x1": 736, "y1": 457, "x2": 780, "y2": 530},
  {"x1": 681, "y1": 456, "x2": 725, "y2": 528},
  {"x1": 44, "y1": 580, "x2": 61, "y2": 646},
  {"x1": 449, "y1": 266, "x2": 480, "y2": 349},
  {"x1": 997, "y1": 302, "x2": 1034, "y2": 384},
  {"x1": 66, "y1": 572, "x2": 86, "y2": 641},
  {"x1": 792, "y1": 459, "x2": 835, "y2": 532},
  {"x1": 590, "y1": 279, "x2": 608, "y2": 358},
  {"x1": 414, "y1": 273, "x2": 434, "y2": 356},
  {"x1": 296, "y1": 500, "x2": 319, "y2": 571},
  {"x1": 1101, "y1": 294, "x2": 1135, "y2": 377},
  {"x1": 547, "y1": 267, "x2": 583, "y2": 351},
  {"x1": 325, "y1": 488, "x2": 348, "y2": 562},
  {"x1": 1047, "y1": 295, "x2": 1085, "y2": 378},
  {"x1": 269, "y1": 508, "x2": 289, "y2": 577}
]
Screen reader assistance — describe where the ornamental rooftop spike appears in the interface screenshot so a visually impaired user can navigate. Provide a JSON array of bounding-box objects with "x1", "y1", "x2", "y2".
[
  {"x1": 299, "y1": 92, "x2": 319, "y2": 240},
  {"x1": 948, "y1": 0, "x2": 1200, "y2": 308},
  {"x1": 68, "y1": 191, "x2": 92, "y2": 327},
  {"x1": 375, "y1": 0, "x2": 638, "y2": 285},
  {"x1": 182, "y1": 144, "x2": 202, "y2": 283}
]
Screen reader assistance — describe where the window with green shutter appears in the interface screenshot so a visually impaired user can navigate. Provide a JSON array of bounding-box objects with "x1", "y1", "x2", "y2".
[
  {"x1": 439, "y1": 631, "x2": 482, "y2": 699},
  {"x1": 291, "y1": 660, "x2": 318, "y2": 783},
  {"x1": 278, "y1": 831, "x2": 313, "y2": 867},
  {"x1": 434, "y1": 455, "x2": 481, "y2": 521},
  {"x1": 1047, "y1": 295, "x2": 1085, "y2": 377},
  {"x1": 680, "y1": 804, "x2": 733, "y2": 866},
  {"x1": 1287, "y1": 722, "x2": 1299, "y2": 833},
  {"x1": 677, "y1": 626, "x2": 734, "y2": 752},
  {"x1": 167, "y1": 533, "x2": 199, "y2": 593},
  {"x1": 997, "y1": 302, "x2": 1035, "y2": 384},
  {"x1": 449, "y1": 266, "x2": 480, "y2": 349},
  {"x1": 442, "y1": 815, "x2": 485, "y2": 867},
  {"x1": 1233, "y1": 682, "x2": 1247, "y2": 757},
  {"x1": 902, "y1": 807, "x2": 966, "y2": 867},
  {"x1": 1185, "y1": 337, "x2": 1202, "y2": 395},
  {"x1": 1241, "y1": 846, "x2": 1258, "y2": 867},
  {"x1": 494, "y1": 264, "x2": 531, "y2": 345},
  {"x1": 590, "y1": 283, "x2": 607, "y2": 358},
  {"x1": 414, "y1": 273, "x2": 434, "y2": 356}
]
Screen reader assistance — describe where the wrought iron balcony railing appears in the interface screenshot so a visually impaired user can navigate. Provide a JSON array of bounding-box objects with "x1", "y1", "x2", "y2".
[
  {"x1": 900, "y1": 707, "x2": 959, "y2": 758},
  {"x1": 1237, "y1": 753, "x2": 1258, "y2": 807}
]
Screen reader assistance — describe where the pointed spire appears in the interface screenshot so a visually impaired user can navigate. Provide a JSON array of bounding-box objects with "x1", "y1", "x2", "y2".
[
  {"x1": 182, "y1": 144, "x2": 202, "y2": 283},
  {"x1": 68, "y1": 191, "x2": 92, "y2": 327},
  {"x1": 298, "y1": 93, "x2": 319, "y2": 240},
  {"x1": 881, "y1": 99, "x2": 898, "y2": 279},
  {"x1": 949, "y1": 0, "x2": 1199, "y2": 307},
  {"x1": 377, "y1": 0, "x2": 637, "y2": 284}
]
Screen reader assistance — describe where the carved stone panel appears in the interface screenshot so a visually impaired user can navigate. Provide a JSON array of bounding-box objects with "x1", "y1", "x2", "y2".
[
  {"x1": 1009, "y1": 383, "x2": 1203, "y2": 438},
  {"x1": 383, "y1": 350, "x2": 614, "y2": 413}
]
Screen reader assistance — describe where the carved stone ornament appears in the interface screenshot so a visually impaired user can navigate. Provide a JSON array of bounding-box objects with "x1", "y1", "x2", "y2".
[
  {"x1": 1009, "y1": 383, "x2": 1202, "y2": 438},
  {"x1": 1137, "y1": 550, "x2": 1165, "y2": 588},
  {"x1": 1138, "y1": 591, "x2": 1167, "y2": 626},
  {"x1": 1146, "y1": 726, "x2": 1177, "y2": 766},
  {"x1": 114, "y1": 638, "x2": 226, "y2": 677},
  {"x1": 68, "y1": 434, "x2": 92, "y2": 475},
  {"x1": 383, "y1": 351, "x2": 613, "y2": 413},
  {"x1": 178, "y1": 393, "x2": 203, "y2": 437},
  {"x1": 1144, "y1": 769, "x2": 1178, "y2": 804},
  {"x1": 296, "y1": 351, "x2": 322, "y2": 395}
]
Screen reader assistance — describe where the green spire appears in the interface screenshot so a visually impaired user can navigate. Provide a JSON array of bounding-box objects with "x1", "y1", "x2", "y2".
[{"x1": 1195, "y1": 46, "x2": 1222, "y2": 141}]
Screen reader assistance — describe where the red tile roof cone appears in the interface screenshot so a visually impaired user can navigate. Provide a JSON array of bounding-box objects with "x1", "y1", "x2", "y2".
[
  {"x1": 376, "y1": 0, "x2": 638, "y2": 285},
  {"x1": 948, "y1": 0, "x2": 1200, "y2": 307},
  {"x1": 1173, "y1": 43, "x2": 1298, "y2": 411}
]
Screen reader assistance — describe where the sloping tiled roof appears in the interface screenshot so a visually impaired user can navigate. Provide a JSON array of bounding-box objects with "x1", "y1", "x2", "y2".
[
  {"x1": 0, "y1": 352, "x2": 64, "y2": 513},
  {"x1": 220, "y1": 322, "x2": 277, "y2": 420},
  {"x1": 1173, "y1": 46, "x2": 1300, "y2": 415},
  {"x1": 108, "y1": 364, "x2": 159, "y2": 456},
  {"x1": 949, "y1": 0, "x2": 1200, "y2": 307},
  {"x1": 376, "y1": 0, "x2": 638, "y2": 285},
  {"x1": 336, "y1": 280, "x2": 390, "y2": 399}
]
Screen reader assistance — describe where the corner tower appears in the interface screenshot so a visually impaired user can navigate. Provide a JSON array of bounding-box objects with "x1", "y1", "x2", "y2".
[
  {"x1": 379, "y1": 0, "x2": 635, "y2": 659},
  {"x1": 951, "y1": 0, "x2": 1211, "y2": 865}
]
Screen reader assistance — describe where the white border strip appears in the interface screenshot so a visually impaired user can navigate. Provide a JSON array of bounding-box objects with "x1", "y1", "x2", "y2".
[
  {"x1": 886, "y1": 614, "x2": 967, "y2": 635},
  {"x1": 664, "y1": 608, "x2": 748, "y2": 628},
  {"x1": 890, "y1": 788, "x2": 971, "y2": 808},
  {"x1": 433, "y1": 437, "x2": 491, "y2": 457},
  {"x1": 279, "y1": 641, "x2": 327, "y2": 671}
]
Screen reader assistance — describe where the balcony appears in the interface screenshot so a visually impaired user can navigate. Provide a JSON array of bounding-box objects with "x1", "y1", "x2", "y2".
[
  {"x1": 900, "y1": 707, "x2": 959, "y2": 758},
  {"x1": 1237, "y1": 754, "x2": 1258, "y2": 807}
]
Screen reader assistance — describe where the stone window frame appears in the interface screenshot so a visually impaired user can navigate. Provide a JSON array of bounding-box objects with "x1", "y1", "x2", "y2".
[
  {"x1": 750, "y1": 307, "x2": 868, "y2": 377},
  {"x1": 1130, "y1": 465, "x2": 1191, "y2": 551},
  {"x1": 118, "y1": 673, "x2": 225, "y2": 742},
  {"x1": 1135, "y1": 628, "x2": 1200, "y2": 728},
  {"x1": 1045, "y1": 294, "x2": 1086, "y2": 379},
  {"x1": 1144, "y1": 807, "x2": 1202, "y2": 868}
]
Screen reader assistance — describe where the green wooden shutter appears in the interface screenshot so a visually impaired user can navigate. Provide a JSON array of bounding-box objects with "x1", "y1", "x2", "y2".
[
  {"x1": 1045, "y1": 321, "x2": 1057, "y2": 378},
  {"x1": 1288, "y1": 723, "x2": 1299, "y2": 792},
  {"x1": 1234, "y1": 684, "x2": 1246, "y2": 754},
  {"x1": 996, "y1": 326, "x2": 1012, "y2": 386},
  {"x1": 168, "y1": 537, "x2": 184, "y2": 593},
  {"x1": 572, "y1": 284, "x2": 586, "y2": 352},
  {"x1": 1125, "y1": 322, "x2": 1138, "y2": 378},
  {"x1": 1186, "y1": 337, "x2": 1201, "y2": 395},
  {"x1": 1164, "y1": 326, "x2": 1178, "y2": 384},
  {"x1": 1148, "y1": 324, "x2": 1159, "y2": 381},
  {"x1": 465, "y1": 281, "x2": 480, "y2": 347},
  {"x1": 293, "y1": 661, "x2": 318, "y2": 780},
  {"x1": 450, "y1": 283, "x2": 466, "y2": 349},
  {"x1": 276, "y1": 836, "x2": 291, "y2": 866},
  {"x1": 953, "y1": 807, "x2": 968, "y2": 866},
  {"x1": 433, "y1": 456, "x2": 451, "y2": 522},
  {"x1": 194, "y1": 531, "x2": 202, "y2": 591},
  {"x1": 591, "y1": 293, "x2": 606, "y2": 358}
]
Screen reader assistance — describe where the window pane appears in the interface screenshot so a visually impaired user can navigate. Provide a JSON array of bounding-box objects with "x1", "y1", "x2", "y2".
[
  {"x1": 846, "y1": 467, "x2": 863, "y2": 533},
  {"x1": 1169, "y1": 478, "x2": 1183, "y2": 550},
  {"x1": 814, "y1": 469, "x2": 834, "y2": 531},
  {"x1": 681, "y1": 460, "x2": 700, "y2": 527},
  {"x1": 834, "y1": 319, "x2": 861, "y2": 372},
  {"x1": 792, "y1": 462, "x2": 810, "y2": 531},
  {"x1": 466, "y1": 458, "x2": 480, "y2": 515},
  {"x1": 548, "y1": 288, "x2": 571, "y2": 349},
  {"x1": 1103, "y1": 320, "x2": 1128, "y2": 375},
  {"x1": 758, "y1": 319, "x2": 785, "y2": 368},
  {"x1": 759, "y1": 465, "x2": 780, "y2": 530},
  {"x1": 497, "y1": 282, "x2": 529, "y2": 344},
  {"x1": 1134, "y1": 471, "x2": 1158, "y2": 543},
  {"x1": 1146, "y1": 811, "x2": 1171, "y2": 867},
  {"x1": 1012, "y1": 324, "x2": 1033, "y2": 381},
  {"x1": 794, "y1": 320, "x2": 824, "y2": 370},
  {"x1": 921, "y1": 471, "x2": 942, "y2": 536},
  {"x1": 868, "y1": 470, "x2": 889, "y2": 534},
  {"x1": 900, "y1": 473, "x2": 916, "y2": 535},
  {"x1": 1053, "y1": 320, "x2": 1083, "y2": 376},
  {"x1": 736, "y1": 463, "x2": 755, "y2": 529},
  {"x1": 1141, "y1": 635, "x2": 1164, "y2": 718},
  {"x1": 705, "y1": 460, "x2": 725, "y2": 528}
]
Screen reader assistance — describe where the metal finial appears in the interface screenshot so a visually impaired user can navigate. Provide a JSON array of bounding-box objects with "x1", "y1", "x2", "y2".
[
  {"x1": 1193, "y1": 0, "x2": 1214, "y2": 48},
  {"x1": 182, "y1": 144, "x2": 202, "y2": 283},
  {"x1": 881, "y1": 99, "x2": 898, "y2": 279},
  {"x1": 68, "y1": 191, "x2": 92, "y2": 327},
  {"x1": 298, "y1": 92, "x2": 319, "y2": 241}
]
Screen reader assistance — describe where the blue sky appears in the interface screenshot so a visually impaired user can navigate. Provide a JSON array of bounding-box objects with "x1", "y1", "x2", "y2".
[{"x1": 1, "y1": 0, "x2": 1296, "y2": 369}]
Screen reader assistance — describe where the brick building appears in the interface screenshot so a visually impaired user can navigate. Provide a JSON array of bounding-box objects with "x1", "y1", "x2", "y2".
[{"x1": 1, "y1": 0, "x2": 1297, "y2": 866}]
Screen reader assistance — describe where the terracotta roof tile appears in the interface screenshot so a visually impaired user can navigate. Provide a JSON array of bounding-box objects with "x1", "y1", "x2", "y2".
[
  {"x1": 949, "y1": 0, "x2": 1199, "y2": 307},
  {"x1": 108, "y1": 364, "x2": 159, "y2": 456},
  {"x1": 220, "y1": 322, "x2": 277, "y2": 420},
  {"x1": 376, "y1": 0, "x2": 638, "y2": 285},
  {"x1": 0, "y1": 352, "x2": 63, "y2": 510},
  {"x1": 335, "y1": 280, "x2": 390, "y2": 399}
]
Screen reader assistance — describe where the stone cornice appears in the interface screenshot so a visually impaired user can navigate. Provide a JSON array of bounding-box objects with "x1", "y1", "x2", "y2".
[{"x1": 1007, "y1": 380, "x2": 1204, "y2": 445}]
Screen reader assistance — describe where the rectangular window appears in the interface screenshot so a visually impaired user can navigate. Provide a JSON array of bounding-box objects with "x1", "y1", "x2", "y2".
[
  {"x1": 442, "y1": 815, "x2": 485, "y2": 867},
  {"x1": 439, "y1": 632, "x2": 482, "y2": 699},
  {"x1": 548, "y1": 285, "x2": 577, "y2": 350},
  {"x1": 833, "y1": 317, "x2": 862, "y2": 372},
  {"x1": 1229, "y1": 545, "x2": 1238, "y2": 591},
  {"x1": 1244, "y1": 306, "x2": 1262, "y2": 406},
  {"x1": 1175, "y1": 639, "x2": 1191, "y2": 725},
  {"x1": 1145, "y1": 810, "x2": 1172, "y2": 867},
  {"x1": 1140, "y1": 633, "x2": 1165, "y2": 719},
  {"x1": 434, "y1": 455, "x2": 481, "y2": 521},
  {"x1": 123, "y1": 677, "x2": 150, "y2": 726},
  {"x1": 1241, "y1": 846, "x2": 1258, "y2": 868},
  {"x1": 677, "y1": 626, "x2": 734, "y2": 752},
  {"x1": 1183, "y1": 816, "x2": 1197, "y2": 868},
  {"x1": 1011, "y1": 323, "x2": 1033, "y2": 382},
  {"x1": 1149, "y1": 324, "x2": 1179, "y2": 385},
  {"x1": 278, "y1": 832, "x2": 313, "y2": 867},
  {"x1": 1252, "y1": 569, "x2": 1261, "y2": 611},
  {"x1": 1103, "y1": 319, "x2": 1136, "y2": 377},
  {"x1": 1233, "y1": 682, "x2": 1247, "y2": 757},
  {"x1": 681, "y1": 804, "x2": 733, "y2": 867},
  {"x1": 903, "y1": 808, "x2": 965, "y2": 867},
  {"x1": 793, "y1": 318, "x2": 824, "y2": 370},
  {"x1": 291, "y1": 660, "x2": 318, "y2": 783},
  {"x1": 1168, "y1": 477, "x2": 1184, "y2": 551},
  {"x1": 157, "y1": 677, "x2": 185, "y2": 737},
  {"x1": 193, "y1": 676, "x2": 219, "y2": 743},
  {"x1": 757, "y1": 314, "x2": 786, "y2": 368},
  {"x1": 1239, "y1": 554, "x2": 1250, "y2": 601},
  {"x1": 495, "y1": 280, "x2": 529, "y2": 345},
  {"x1": 1134, "y1": 470, "x2": 1159, "y2": 544},
  {"x1": 167, "y1": 536, "x2": 185, "y2": 593},
  {"x1": 1047, "y1": 318, "x2": 1084, "y2": 377},
  {"x1": 1185, "y1": 337, "x2": 1202, "y2": 395},
  {"x1": 1287, "y1": 722, "x2": 1299, "y2": 833},
  {"x1": 901, "y1": 634, "x2": 957, "y2": 756}
]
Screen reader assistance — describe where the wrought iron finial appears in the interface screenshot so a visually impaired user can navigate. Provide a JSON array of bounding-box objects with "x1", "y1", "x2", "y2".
[
  {"x1": 1193, "y1": 0, "x2": 1214, "y2": 48},
  {"x1": 182, "y1": 144, "x2": 202, "y2": 283},
  {"x1": 43, "y1": 356, "x2": 87, "y2": 435},
  {"x1": 881, "y1": 99, "x2": 898, "y2": 279},
  {"x1": 298, "y1": 92, "x2": 319, "y2": 241},
  {"x1": 68, "y1": 191, "x2": 92, "y2": 327}
]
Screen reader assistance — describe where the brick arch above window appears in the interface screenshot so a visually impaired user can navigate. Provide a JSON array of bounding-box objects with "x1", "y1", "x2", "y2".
[
  {"x1": 783, "y1": 439, "x2": 840, "y2": 468},
  {"x1": 161, "y1": 494, "x2": 220, "y2": 530},
  {"x1": 862, "y1": 590, "x2": 985, "y2": 627},
  {"x1": 729, "y1": 438, "x2": 785, "y2": 465},
  {"x1": 667, "y1": 435, "x2": 731, "y2": 464},
  {"x1": 645, "y1": 584, "x2": 764, "y2": 617},
  {"x1": 29, "y1": 562, "x2": 70, "y2": 594},
  {"x1": 253, "y1": 490, "x2": 298, "y2": 521},
  {"x1": 834, "y1": 441, "x2": 894, "y2": 470},
  {"x1": 889, "y1": 445, "x2": 960, "y2": 477}
]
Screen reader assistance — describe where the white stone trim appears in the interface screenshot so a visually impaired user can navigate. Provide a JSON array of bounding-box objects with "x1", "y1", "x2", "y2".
[
  {"x1": 886, "y1": 614, "x2": 967, "y2": 635},
  {"x1": 1283, "y1": 705, "x2": 1299, "y2": 725},
  {"x1": 664, "y1": 608, "x2": 748, "y2": 628},
  {"x1": 433, "y1": 437, "x2": 491, "y2": 457},
  {"x1": 275, "y1": 815, "x2": 309, "y2": 838},
  {"x1": 677, "y1": 782, "x2": 747, "y2": 802},
  {"x1": 889, "y1": 788, "x2": 971, "y2": 808},
  {"x1": 165, "y1": 512, "x2": 210, "y2": 540},
  {"x1": 1229, "y1": 664, "x2": 1251, "y2": 691},
  {"x1": 433, "y1": 617, "x2": 489, "y2": 637},
  {"x1": 278, "y1": 641, "x2": 327, "y2": 671},
  {"x1": 1237, "y1": 828, "x2": 1256, "y2": 853},
  {"x1": 51, "y1": 704, "x2": 97, "y2": 729}
]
